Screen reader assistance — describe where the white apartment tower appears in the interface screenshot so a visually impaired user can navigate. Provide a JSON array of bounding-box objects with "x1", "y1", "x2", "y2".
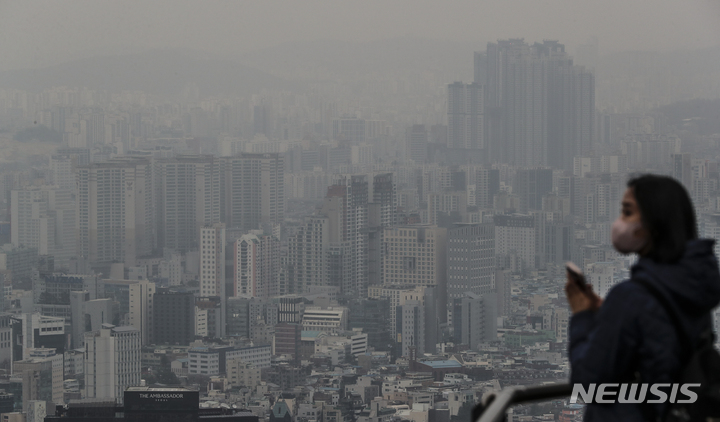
[
  {"x1": 76, "y1": 158, "x2": 154, "y2": 267},
  {"x1": 128, "y1": 280, "x2": 155, "y2": 346},
  {"x1": 11, "y1": 185, "x2": 76, "y2": 264},
  {"x1": 84, "y1": 325, "x2": 141, "y2": 403},
  {"x1": 234, "y1": 232, "x2": 280, "y2": 299},
  {"x1": 286, "y1": 215, "x2": 329, "y2": 294},
  {"x1": 200, "y1": 223, "x2": 226, "y2": 298}
]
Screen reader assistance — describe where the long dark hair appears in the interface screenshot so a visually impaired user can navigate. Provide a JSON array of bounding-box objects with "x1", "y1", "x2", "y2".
[{"x1": 627, "y1": 174, "x2": 697, "y2": 263}]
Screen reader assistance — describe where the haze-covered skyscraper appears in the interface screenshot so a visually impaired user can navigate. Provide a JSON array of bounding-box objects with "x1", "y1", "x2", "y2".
[
  {"x1": 234, "y1": 232, "x2": 280, "y2": 300},
  {"x1": 156, "y1": 155, "x2": 222, "y2": 253},
  {"x1": 446, "y1": 223, "x2": 495, "y2": 309},
  {"x1": 406, "y1": 124, "x2": 428, "y2": 164},
  {"x1": 199, "y1": 223, "x2": 225, "y2": 298},
  {"x1": 447, "y1": 82, "x2": 484, "y2": 150},
  {"x1": 223, "y1": 153, "x2": 284, "y2": 233},
  {"x1": 76, "y1": 157, "x2": 154, "y2": 267},
  {"x1": 322, "y1": 175, "x2": 369, "y2": 297},
  {"x1": 480, "y1": 39, "x2": 594, "y2": 169}
]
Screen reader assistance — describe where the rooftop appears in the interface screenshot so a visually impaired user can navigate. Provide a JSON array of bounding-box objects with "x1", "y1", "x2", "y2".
[{"x1": 419, "y1": 360, "x2": 463, "y2": 369}]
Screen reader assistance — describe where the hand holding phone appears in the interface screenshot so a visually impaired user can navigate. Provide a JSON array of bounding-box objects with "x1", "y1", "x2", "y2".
[
  {"x1": 565, "y1": 261, "x2": 602, "y2": 313},
  {"x1": 566, "y1": 261, "x2": 586, "y2": 288}
]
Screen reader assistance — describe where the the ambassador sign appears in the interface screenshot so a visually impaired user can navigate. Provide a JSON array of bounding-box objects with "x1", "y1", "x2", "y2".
[{"x1": 138, "y1": 393, "x2": 185, "y2": 400}]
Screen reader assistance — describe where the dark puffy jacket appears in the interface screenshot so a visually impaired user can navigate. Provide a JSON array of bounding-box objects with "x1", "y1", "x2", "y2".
[{"x1": 569, "y1": 239, "x2": 720, "y2": 421}]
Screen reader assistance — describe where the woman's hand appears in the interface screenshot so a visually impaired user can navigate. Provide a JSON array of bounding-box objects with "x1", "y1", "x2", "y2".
[{"x1": 565, "y1": 277, "x2": 603, "y2": 314}]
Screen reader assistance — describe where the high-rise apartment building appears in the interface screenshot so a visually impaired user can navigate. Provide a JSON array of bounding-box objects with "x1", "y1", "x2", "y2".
[
  {"x1": 514, "y1": 168, "x2": 554, "y2": 212},
  {"x1": 406, "y1": 125, "x2": 428, "y2": 164},
  {"x1": 333, "y1": 118, "x2": 366, "y2": 144},
  {"x1": 672, "y1": 153, "x2": 693, "y2": 192},
  {"x1": 76, "y1": 157, "x2": 154, "y2": 267},
  {"x1": 127, "y1": 280, "x2": 154, "y2": 346},
  {"x1": 11, "y1": 186, "x2": 75, "y2": 265},
  {"x1": 84, "y1": 324, "x2": 141, "y2": 403},
  {"x1": 156, "y1": 155, "x2": 222, "y2": 253},
  {"x1": 447, "y1": 82, "x2": 484, "y2": 150},
  {"x1": 285, "y1": 215, "x2": 329, "y2": 295},
  {"x1": 322, "y1": 175, "x2": 369, "y2": 297},
  {"x1": 372, "y1": 173, "x2": 398, "y2": 228},
  {"x1": 223, "y1": 153, "x2": 284, "y2": 233},
  {"x1": 234, "y1": 232, "x2": 280, "y2": 300},
  {"x1": 199, "y1": 223, "x2": 225, "y2": 338},
  {"x1": 480, "y1": 40, "x2": 594, "y2": 169},
  {"x1": 199, "y1": 223, "x2": 225, "y2": 298}
]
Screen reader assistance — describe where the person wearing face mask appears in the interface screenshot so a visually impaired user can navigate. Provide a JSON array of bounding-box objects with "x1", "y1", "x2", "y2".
[{"x1": 565, "y1": 174, "x2": 720, "y2": 421}]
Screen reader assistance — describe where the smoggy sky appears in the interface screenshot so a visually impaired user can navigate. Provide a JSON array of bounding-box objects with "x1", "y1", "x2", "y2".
[{"x1": 1, "y1": 0, "x2": 719, "y2": 70}]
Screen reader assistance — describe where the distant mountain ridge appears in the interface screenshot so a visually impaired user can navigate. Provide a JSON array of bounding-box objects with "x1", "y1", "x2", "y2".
[
  {"x1": 239, "y1": 37, "x2": 478, "y2": 81},
  {"x1": 0, "y1": 49, "x2": 295, "y2": 97}
]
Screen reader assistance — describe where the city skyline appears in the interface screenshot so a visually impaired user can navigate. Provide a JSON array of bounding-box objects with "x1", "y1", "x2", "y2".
[{"x1": 0, "y1": 2, "x2": 718, "y2": 420}]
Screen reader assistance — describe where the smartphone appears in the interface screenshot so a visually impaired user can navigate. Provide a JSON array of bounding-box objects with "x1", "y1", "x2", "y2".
[{"x1": 566, "y1": 261, "x2": 587, "y2": 288}]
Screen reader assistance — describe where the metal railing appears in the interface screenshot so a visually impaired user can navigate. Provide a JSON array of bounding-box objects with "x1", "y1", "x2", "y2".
[{"x1": 474, "y1": 382, "x2": 573, "y2": 422}]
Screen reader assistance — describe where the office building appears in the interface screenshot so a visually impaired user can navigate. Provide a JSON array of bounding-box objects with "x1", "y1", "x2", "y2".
[
  {"x1": 301, "y1": 306, "x2": 348, "y2": 333},
  {"x1": 347, "y1": 298, "x2": 392, "y2": 351},
  {"x1": 84, "y1": 325, "x2": 141, "y2": 403},
  {"x1": 187, "y1": 345, "x2": 271, "y2": 376},
  {"x1": 46, "y1": 387, "x2": 258, "y2": 421},
  {"x1": 381, "y1": 225, "x2": 448, "y2": 319},
  {"x1": 101, "y1": 279, "x2": 155, "y2": 345},
  {"x1": 69, "y1": 292, "x2": 115, "y2": 349},
  {"x1": 494, "y1": 214, "x2": 537, "y2": 270},
  {"x1": 446, "y1": 223, "x2": 495, "y2": 312},
  {"x1": 452, "y1": 292, "x2": 497, "y2": 349},
  {"x1": 153, "y1": 290, "x2": 195, "y2": 346},
  {"x1": 13, "y1": 348, "x2": 63, "y2": 411},
  {"x1": 274, "y1": 322, "x2": 301, "y2": 364},
  {"x1": 12, "y1": 314, "x2": 66, "y2": 360}
]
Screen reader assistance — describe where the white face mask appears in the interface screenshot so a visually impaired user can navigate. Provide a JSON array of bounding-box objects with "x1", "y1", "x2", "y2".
[{"x1": 611, "y1": 218, "x2": 648, "y2": 254}]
